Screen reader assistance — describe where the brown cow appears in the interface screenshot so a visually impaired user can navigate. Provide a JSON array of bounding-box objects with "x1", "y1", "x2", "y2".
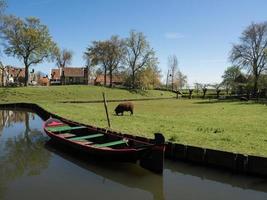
[{"x1": 115, "y1": 102, "x2": 134, "y2": 116}]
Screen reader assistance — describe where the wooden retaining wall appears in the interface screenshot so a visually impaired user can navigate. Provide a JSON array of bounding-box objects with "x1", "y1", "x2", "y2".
[
  {"x1": 0, "y1": 102, "x2": 267, "y2": 177},
  {"x1": 164, "y1": 142, "x2": 267, "y2": 177}
]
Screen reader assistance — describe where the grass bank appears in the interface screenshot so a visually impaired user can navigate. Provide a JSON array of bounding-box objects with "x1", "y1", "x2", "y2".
[
  {"x1": 0, "y1": 85, "x2": 175, "y2": 103},
  {"x1": 1, "y1": 85, "x2": 267, "y2": 157}
]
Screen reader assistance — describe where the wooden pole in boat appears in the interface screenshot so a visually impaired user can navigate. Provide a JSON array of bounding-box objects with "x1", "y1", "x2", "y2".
[{"x1": 102, "y1": 92, "x2": 111, "y2": 128}]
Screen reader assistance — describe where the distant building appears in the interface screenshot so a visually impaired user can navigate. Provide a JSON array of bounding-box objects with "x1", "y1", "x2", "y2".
[
  {"x1": 0, "y1": 66, "x2": 25, "y2": 86},
  {"x1": 38, "y1": 76, "x2": 50, "y2": 86},
  {"x1": 0, "y1": 66, "x2": 48, "y2": 86},
  {"x1": 50, "y1": 67, "x2": 88, "y2": 85},
  {"x1": 94, "y1": 74, "x2": 124, "y2": 86}
]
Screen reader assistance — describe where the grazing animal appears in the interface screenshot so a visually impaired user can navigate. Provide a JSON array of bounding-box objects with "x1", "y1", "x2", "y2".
[{"x1": 115, "y1": 102, "x2": 134, "y2": 116}]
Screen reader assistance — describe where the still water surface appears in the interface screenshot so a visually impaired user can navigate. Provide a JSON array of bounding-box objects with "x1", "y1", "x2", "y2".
[{"x1": 1, "y1": 109, "x2": 267, "y2": 200}]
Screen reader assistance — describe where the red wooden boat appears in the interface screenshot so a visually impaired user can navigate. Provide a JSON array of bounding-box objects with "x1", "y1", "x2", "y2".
[{"x1": 43, "y1": 118, "x2": 165, "y2": 173}]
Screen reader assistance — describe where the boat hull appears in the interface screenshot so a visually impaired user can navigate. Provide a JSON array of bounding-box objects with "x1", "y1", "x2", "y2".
[{"x1": 43, "y1": 118, "x2": 165, "y2": 173}]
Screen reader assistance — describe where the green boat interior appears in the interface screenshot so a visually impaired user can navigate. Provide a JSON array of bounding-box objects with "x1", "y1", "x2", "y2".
[{"x1": 45, "y1": 124, "x2": 148, "y2": 149}]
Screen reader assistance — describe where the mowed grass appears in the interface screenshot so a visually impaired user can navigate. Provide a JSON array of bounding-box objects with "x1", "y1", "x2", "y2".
[
  {"x1": 1, "y1": 86, "x2": 267, "y2": 156},
  {"x1": 0, "y1": 85, "x2": 175, "y2": 103}
]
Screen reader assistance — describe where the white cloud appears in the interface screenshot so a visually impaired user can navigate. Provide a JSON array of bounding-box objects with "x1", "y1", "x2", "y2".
[{"x1": 164, "y1": 32, "x2": 185, "y2": 39}]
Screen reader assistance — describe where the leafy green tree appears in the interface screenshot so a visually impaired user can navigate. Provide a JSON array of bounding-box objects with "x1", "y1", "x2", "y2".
[
  {"x1": 258, "y1": 73, "x2": 267, "y2": 89},
  {"x1": 138, "y1": 62, "x2": 161, "y2": 89},
  {"x1": 230, "y1": 22, "x2": 267, "y2": 97},
  {"x1": 0, "y1": 0, "x2": 6, "y2": 87},
  {"x1": 222, "y1": 66, "x2": 242, "y2": 93},
  {"x1": 124, "y1": 30, "x2": 157, "y2": 88},
  {"x1": 1, "y1": 16, "x2": 57, "y2": 86},
  {"x1": 84, "y1": 35, "x2": 124, "y2": 87}
]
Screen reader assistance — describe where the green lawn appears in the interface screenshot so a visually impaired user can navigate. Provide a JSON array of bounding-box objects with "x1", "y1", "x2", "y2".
[
  {"x1": 0, "y1": 85, "x2": 175, "y2": 103},
  {"x1": 1, "y1": 85, "x2": 267, "y2": 157}
]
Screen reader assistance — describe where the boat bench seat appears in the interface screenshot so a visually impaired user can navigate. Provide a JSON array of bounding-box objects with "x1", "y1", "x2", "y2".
[
  {"x1": 46, "y1": 125, "x2": 86, "y2": 132},
  {"x1": 74, "y1": 140, "x2": 94, "y2": 145},
  {"x1": 93, "y1": 139, "x2": 128, "y2": 148},
  {"x1": 69, "y1": 133, "x2": 104, "y2": 141},
  {"x1": 57, "y1": 133, "x2": 76, "y2": 138}
]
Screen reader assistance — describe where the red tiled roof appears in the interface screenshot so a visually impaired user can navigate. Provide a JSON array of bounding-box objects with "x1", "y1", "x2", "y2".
[
  {"x1": 6, "y1": 66, "x2": 25, "y2": 78},
  {"x1": 51, "y1": 69, "x2": 60, "y2": 79},
  {"x1": 51, "y1": 67, "x2": 86, "y2": 79},
  {"x1": 95, "y1": 75, "x2": 123, "y2": 84},
  {"x1": 38, "y1": 77, "x2": 49, "y2": 85}
]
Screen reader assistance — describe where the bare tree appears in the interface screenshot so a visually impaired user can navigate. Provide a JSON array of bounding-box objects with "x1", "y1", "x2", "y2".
[
  {"x1": 211, "y1": 83, "x2": 222, "y2": 98},
  {"x1": 83, "y1": 54, "x2": 94, "y2": 85},
  {"x1": 168, "y1": 55, "x2": 178, "y2": 91},
  {"x1": 230, "y1": 21, "x2": 267, "y2": 97},
  {"x1": 124, "y1": 30, "x2": 156, "y2": 89},
  {"x1": 174, "y1": 70, "x2": 187, "y2": 91},
  {"x1": 106, "y1": 36, "x2": 125, "y2": 87},
  {"x1": 194, "y1": 82, "x2": 202, "y2": 94},
  {"x1": 201, "y1": 84, "x2": 208, "y2": 98},
  {"x1": 189, "y1": 89, "x2": 193, "y2": 99},
  {"x1": 55, "y1": 48, "x2": 73, "y2": 68}
]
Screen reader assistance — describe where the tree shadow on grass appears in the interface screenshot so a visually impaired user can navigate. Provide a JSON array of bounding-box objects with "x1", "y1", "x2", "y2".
[
  {"x1": 193, "y1": 99, "x2": 237, "y2": 104},
  {"x1": 193, "y1": 98, "x2": 267, "y2": 106}
]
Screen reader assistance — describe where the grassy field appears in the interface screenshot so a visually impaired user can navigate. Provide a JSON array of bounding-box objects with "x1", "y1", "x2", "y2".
[
  {"x1": 0, "y1": 85, "x2": 175, "y2": 103},
  {"x1": 1, "y1": 85, "x2": 267, "y2": 157}
]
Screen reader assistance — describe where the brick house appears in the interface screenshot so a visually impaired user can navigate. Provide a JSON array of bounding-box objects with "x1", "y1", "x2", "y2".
[
  {"x1": 38, "y1": 76, "x2": 50, "y2": 86},
  {"x1": 0, "y1": 66, "x2": 25, "y2": 86},
  {"x1": 94, "y1": 74, "x2": 124, "y2": 86},
  {"x1": 50, "y1": 67, "x2": 88, "y2": 85}
]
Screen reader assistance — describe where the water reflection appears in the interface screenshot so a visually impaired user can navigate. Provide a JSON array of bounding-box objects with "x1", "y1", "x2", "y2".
[
  {"x1": 166, "y1": 160, "x2": 267, "y2": 193},
  {"x1": 0, "y1": 109, "x2": 26, "y2": 133},
  {"x1": 164, "y1": 161, "x2": 267, "y2": 200},
  {"x1": 1, "y1": 109, "x2": 267, "y2": 200},
  {"x1": 45, "y1": 140, "x2": 165, "y2": 200},
  {"x1": 0, "y1": 110, "x2": 50, "y2": 199}
]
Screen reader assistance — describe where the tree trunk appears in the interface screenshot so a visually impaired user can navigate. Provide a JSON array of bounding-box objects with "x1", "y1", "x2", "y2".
[
  {"x1": 132, "y1": 71, "x2": 135, "y2": 89},
  {"x1": 216, "y1": 90, "x2": 221, "y2": 99},
  {"x1": 104, "y1": 68, "x2": 107, "y2": 86},
  {"x1": 189, "y1": 89, "x2": 193, "y2": 99},
  {"x1": 253, "y1": 75, "x2": 259, "y2": 98},
  {"x1": 24, "y1": 65, "x2": 29, "y2": 86},
  {"x1": 109, "y1": 70, "x2": 113, "y2": 88},
  {"x1": 203, "y1": 89, "x2": 207, "y2": 99},
  {"x1": 171, "y1": 76, "x2": 174, "y2": 91},
  {"x1": 1, "y1": 69, "x2": 4, "y2": 87}
]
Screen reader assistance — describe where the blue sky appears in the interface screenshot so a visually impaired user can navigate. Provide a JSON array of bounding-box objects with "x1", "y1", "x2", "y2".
[{"x1": 3, "y1": 0, "x2": 267, "y2": 85}]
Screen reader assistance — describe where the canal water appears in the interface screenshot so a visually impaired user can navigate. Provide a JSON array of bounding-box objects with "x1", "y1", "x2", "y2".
[{"x1": 1, "y1": 109, "x2": 267, "y2": 200}]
